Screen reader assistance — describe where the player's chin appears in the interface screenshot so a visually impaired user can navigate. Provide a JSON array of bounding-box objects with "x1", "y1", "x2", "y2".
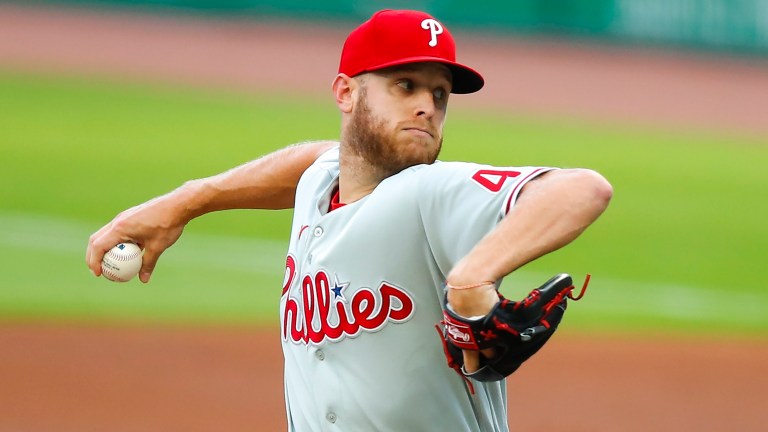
[
  {"x1": 399, "y1": 131, "x2": 440, "y2": 152},
  {"x1": 407, "y1": 138, "x2": 441, "y2": 165}
]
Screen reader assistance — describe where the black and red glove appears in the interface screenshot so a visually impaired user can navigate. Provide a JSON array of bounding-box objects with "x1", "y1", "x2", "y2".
[{"x1": 438, "y1": 273, "x2": 589, "y2": 382}]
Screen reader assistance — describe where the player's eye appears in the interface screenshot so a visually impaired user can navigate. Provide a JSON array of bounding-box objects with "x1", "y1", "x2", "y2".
[
  {"x1": 396, "y1": 80, "x2": 414, "y2": 91},
  {"x1": 433, "y1": 87, "x2": 447, "y2": 101}
]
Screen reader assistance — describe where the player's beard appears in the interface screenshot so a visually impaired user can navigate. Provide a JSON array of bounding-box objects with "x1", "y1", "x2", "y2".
[{"x1": 344, "y1": 88, "x2": 442, "y2": 177}]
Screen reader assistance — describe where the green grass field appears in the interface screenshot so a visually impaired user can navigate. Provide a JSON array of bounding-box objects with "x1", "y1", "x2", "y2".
[{"x1": 2, "y1": 71, "x2": 766, "y2": 338}]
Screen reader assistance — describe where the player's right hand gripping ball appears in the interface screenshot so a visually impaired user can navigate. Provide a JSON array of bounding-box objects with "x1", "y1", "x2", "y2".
[
  {"x1": 101, "y1": 242, "x2": 143, "y2": 282},
  {"x1": 438, "y1": 273, "x2": 589, "y2": 382}
]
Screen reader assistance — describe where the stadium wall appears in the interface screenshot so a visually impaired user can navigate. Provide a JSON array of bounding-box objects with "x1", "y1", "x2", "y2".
[{"x1": 30, "y1": 0, "x2": 768, "y2": 55}]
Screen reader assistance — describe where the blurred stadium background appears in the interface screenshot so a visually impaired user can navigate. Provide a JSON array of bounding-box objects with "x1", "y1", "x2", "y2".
[{"x1": 1, "y1": 1, "x2": 767, "y2": 431}]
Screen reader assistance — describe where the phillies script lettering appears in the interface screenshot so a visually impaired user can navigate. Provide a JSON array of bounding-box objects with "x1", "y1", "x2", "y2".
[{"x1": 281, "y1": 255, "x2": 415, "y2": 345}]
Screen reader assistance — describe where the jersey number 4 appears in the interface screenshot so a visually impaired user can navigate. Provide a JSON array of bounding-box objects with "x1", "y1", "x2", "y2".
[{"x1": 472, "y1": 169, "x2": 520, "y2": 192}]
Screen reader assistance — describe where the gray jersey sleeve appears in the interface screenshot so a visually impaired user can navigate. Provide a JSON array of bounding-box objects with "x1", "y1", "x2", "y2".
[{"x1": 416, "y1": 161, "x2": 555, "y2": 278}]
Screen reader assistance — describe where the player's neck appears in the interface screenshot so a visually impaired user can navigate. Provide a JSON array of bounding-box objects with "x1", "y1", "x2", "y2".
[{"x1": 338, "y1": 152, "x2": 387, "y2": 204}]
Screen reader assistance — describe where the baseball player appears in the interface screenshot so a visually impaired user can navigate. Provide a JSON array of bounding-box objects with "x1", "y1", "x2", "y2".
[{"x1": 87, "y1": 9, "x2": 612, "y2": 432}]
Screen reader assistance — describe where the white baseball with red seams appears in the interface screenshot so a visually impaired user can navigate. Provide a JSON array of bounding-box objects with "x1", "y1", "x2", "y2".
[
  {"x1": 279, "y1": 147, "x2": 554, "y2": 431},
  {"x1": 101, "y1": 242, "x2": 143, "y2": 282}
]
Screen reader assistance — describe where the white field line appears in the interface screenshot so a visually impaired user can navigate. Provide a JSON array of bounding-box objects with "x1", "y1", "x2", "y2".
[
  {"x1": 501, "y1": 274, "x2": 766, "y2": 327},
  {"x1": 0, "y1": 210, "x2": 286, "y2": 275},
  {"x1": 1, "y1": 211, "x2": 765, "y2": 327}
]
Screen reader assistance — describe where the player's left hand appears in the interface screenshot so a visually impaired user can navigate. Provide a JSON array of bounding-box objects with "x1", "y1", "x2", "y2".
[{"x1": 437, "y1": 273, "x2": 589, "y2": 382}]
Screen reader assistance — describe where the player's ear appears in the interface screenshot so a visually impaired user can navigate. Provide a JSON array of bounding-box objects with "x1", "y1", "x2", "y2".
[{"x1": 332, "y1": 74, "x2": 356, "y2": 113}]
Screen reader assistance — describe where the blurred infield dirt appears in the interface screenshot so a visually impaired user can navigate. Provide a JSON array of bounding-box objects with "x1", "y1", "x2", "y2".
[
  {"x1": 1, "y1": 4, "x2": 768, "y2": 432},
  {"x1": 2, "y1": 325, "x2": 767, "y2": 431}
]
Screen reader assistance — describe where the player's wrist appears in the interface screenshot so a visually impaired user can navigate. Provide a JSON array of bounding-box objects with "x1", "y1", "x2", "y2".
[
  {"x1": 170, "y1": 179, "x2": 213, "y2": 224},
  {"x1": 446, "y1": 284, "x2": 499, "y2": 318},
  {"x1": 446, "y1": 261, "x2": 501, "y2": 290},
  {"x1": 446, "y1": 281, "x2": 495, "y2": 290}
]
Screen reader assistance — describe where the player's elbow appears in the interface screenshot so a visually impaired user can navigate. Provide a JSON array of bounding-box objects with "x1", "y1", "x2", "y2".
[
  {"x1": 583, "y1": 168, "x2": 613, "y2": 199},
  {"x1": 573, "y1": 168, "x2": 613, "y2": 213}
]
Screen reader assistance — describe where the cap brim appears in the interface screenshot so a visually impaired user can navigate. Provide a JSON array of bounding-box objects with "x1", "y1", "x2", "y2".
[
  {"x1": 445, "y1": 63, "x2": 485, "y2": 94},
  {"x1": 360, "y1": 56, "x2": 484, "y2": 94}
]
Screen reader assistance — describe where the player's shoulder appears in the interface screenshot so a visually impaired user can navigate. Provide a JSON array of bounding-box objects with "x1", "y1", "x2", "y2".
[
  {"x1": 388, "y1": 161, "x2": 489, "y2": 200},
  {"x1": 403, "y1": 160, "x2": 501, "y2": 186},
  {"x1": 401, "y1": 160, "x2": 480, "y2": 177},
  {"x1": 301, "y1": 145, "x2": 340, "y2": 178},
  {"x1": 294, "y1": 145, "x2": 339, "y2": 196},
  {"x1": 404, "y1": 160, "x2": 558, "y2": 196},
  {"x1": 314, "y1": 145, "x2": 340, "y2": 167}
]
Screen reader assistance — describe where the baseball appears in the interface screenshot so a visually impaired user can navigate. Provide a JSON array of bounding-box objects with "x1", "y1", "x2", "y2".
[{"x1": 101, "y1": 242, "x2": 143, "y2": 282}]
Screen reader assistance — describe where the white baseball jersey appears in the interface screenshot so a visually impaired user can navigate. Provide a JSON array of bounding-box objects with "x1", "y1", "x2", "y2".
[{"x1": 279, "y1": 146, "x2": 554, "y2": 432}]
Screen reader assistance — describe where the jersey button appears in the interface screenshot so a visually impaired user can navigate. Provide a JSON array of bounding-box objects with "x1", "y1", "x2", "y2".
[
  {"x1": 326, "y1": 412, "x2": 337, "y2": 423},
  {"x1": 313, "y1": 227, "x2": 323, "y2": 237},
  {"x1": 315, "y1": 350, "x2": 325, "y2": 361}
]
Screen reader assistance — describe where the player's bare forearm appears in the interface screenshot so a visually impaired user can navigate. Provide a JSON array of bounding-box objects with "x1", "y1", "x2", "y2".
[
  {"x1": 446, "y1": 168, "x2": 613, "y2": 316},
  {"x1": 183, "y1": 140, "x2": 338, "y2": 214},
  {"x1": 86, "y1": 140, "x2": 337, "y2": 282}
]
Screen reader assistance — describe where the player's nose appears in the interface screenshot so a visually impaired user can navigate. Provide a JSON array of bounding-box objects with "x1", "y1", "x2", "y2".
[{"x1": 412, "y1": 89, "x2": 437, "y2": 119}]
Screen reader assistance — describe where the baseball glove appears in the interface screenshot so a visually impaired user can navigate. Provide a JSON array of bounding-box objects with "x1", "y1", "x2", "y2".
[{"x1": 438, "y1": 273, "x2": 589, "y2": 383}]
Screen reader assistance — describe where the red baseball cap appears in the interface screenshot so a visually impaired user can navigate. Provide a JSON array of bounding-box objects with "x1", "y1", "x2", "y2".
[{"x1": 338, "y1": 10, "x2": 484, "y2": 94}]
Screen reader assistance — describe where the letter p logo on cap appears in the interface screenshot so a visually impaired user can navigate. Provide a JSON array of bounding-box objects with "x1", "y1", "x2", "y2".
[{"x1": 420, "y1": 18, "x2": 444, "y2": 47}]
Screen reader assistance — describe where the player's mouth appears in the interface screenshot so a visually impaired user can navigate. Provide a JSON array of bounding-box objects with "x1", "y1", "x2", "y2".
[{"x1": 403, "y1": 127, "x2": 434, "y2": 138}]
